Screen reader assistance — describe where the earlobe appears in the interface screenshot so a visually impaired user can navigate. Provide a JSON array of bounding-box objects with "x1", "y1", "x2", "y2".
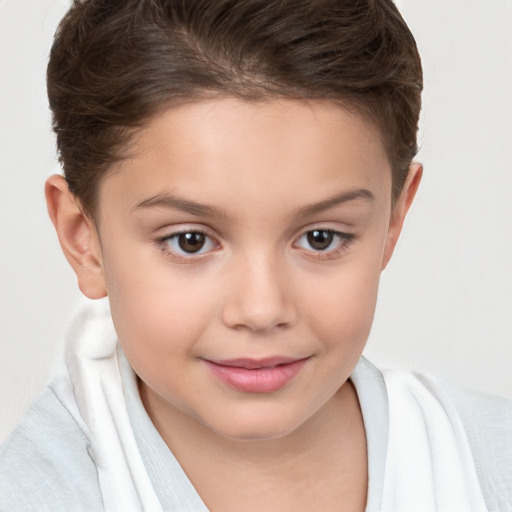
[
  {"x1": 45, "y1": 174, "x2": 107, "y2": 299},
  {"x1": 381, "y1": 163, "x2": 423, "y2": 270}
]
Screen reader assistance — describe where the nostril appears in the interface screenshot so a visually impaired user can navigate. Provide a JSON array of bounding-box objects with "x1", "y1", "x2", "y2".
[{"x1": 221, "y1": 302, "x2": 295, "y2": 333}]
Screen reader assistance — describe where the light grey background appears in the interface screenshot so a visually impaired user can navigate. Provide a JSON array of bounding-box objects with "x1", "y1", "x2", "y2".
[{"x1": 1, "y1": 0, "x2": 511, "y2": 443}]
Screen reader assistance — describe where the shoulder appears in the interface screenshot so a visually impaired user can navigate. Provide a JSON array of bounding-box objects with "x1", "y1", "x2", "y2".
[
  {"x1": 411, "y1": 372, "x2": 512, "y2": 457},
  {"x1": 425, "y1": 374, "x2": 512, "y2": 509},
  {"x1": 386, "y1": 369, "x2": 512, "y2": 510},
  {"x1": 0, "y1": 387, "x2": 103, "y2": 512}
]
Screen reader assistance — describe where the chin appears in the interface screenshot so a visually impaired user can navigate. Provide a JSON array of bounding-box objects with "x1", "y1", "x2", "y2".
[{"x1": 202, "y1": 408, "x2": 308, "y2": 443}]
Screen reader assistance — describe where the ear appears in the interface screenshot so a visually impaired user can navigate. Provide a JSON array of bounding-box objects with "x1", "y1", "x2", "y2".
[
  {"x1": 381, "y1": 163, "x2": 423, "y2": 270},
  {"x1": 45, "y1": 174, "x2": 107, "y2": 299}
]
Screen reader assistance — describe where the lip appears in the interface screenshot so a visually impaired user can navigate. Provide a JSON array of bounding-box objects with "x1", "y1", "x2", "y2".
[{"x1": 203, "y1": 356, "x2": 310, "y2": 393}]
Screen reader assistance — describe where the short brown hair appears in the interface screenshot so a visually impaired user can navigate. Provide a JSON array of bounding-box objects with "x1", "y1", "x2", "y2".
[{"x1": 47, "y1": 0, "x2": 422, "y2": 216}]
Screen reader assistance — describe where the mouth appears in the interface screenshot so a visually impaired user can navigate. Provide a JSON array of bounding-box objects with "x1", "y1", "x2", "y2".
[{"x1": 203, "y1": 356, "x2": 310, "y2": 393}]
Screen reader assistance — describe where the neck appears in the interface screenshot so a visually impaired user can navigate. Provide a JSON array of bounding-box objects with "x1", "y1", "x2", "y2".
[{"x1": 140, "y1": 380, "x2": 368, "y2": 511}]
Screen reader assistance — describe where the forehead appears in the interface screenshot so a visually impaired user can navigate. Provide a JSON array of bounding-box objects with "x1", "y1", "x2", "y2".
[{"x1": 99, "y1": 98, "x2": 392, "y2": 215}]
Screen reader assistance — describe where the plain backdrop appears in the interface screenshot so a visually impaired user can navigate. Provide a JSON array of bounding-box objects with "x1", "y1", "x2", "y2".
[{"x1": 1, "y1": 0, "x2": 511, "y2": 443}]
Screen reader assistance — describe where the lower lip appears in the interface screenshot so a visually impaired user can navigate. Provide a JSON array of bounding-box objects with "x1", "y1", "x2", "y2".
[{"x1": 204, "y1": 358, "x2": 309, "y2": 393}]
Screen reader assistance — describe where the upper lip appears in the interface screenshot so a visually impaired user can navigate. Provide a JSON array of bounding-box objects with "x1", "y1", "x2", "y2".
[{"x1": 206, "y1": 356, "x2": 309, "y2": 369}]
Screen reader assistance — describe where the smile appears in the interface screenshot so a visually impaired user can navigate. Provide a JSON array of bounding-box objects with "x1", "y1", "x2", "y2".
[{"x1": 203, "y1": 357, "x2": 310, "y2": 393}]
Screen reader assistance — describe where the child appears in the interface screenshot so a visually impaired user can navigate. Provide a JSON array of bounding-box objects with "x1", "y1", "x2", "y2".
[{"x1": 1, "y1": 0, "x2": 510, "y2": 510}]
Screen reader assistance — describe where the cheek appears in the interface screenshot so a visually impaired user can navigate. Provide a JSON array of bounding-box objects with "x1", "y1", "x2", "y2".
[
  {"x1": 104, "y1": 247, "x2": 220, "y2": 360},
  {"x1": 300, "y1": 257, "x2": 382, "y2": 350}
]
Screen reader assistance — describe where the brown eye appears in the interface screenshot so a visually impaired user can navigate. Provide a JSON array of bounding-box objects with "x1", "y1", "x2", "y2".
[
  {"x1": 306, "y1": 230, "x2": 334, "y2": 251},
  {"x1": 177, "y1": 232, "x2": 206, "y2": 253},
  {"x1": 295, "y1": 228, "x2": 354, "y2": 258}
]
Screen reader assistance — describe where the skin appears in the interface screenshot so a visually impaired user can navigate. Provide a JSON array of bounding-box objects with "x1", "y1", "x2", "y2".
[{"x1": 46, "y1": 98, "x2": 421, "y2": 511}]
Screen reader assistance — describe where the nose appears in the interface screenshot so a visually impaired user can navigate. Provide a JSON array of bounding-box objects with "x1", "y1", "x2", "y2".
[{"x1": 220, "y1": 253, "x2": 297, "y2": 333}]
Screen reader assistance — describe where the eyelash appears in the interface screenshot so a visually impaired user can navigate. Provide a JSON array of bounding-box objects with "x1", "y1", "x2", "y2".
[
  {"x1": 154, "y1": 227, "x2": 355, "y2": 262},
  {"x1": 294, "y1": 229, "x2": 355, "y2": 260},
  {"x1": 155, "y1": 228, "x2": 219, "y2": 262}
]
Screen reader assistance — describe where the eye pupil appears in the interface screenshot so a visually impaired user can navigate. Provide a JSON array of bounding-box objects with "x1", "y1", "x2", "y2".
[
  {"x1": 178, "y1": 232, "x2": 206, "y2": 253},
  {"x1": 307, "y1": 230, "x2": 333, "y2": 250}
]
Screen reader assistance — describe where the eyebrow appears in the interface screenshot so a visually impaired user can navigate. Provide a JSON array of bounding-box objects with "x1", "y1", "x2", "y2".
[
  {"x1": 297, "y1": 188, "x2": 375, "y2": 217},
  {"x1": 132, "y1": 193, "x2": 228, "y2": 218},
  {"x1": 132, "y1": 188, "x2": 374, "y2": 218}
]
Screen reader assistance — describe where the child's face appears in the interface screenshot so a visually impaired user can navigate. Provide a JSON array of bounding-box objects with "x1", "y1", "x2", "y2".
[{"x1": 78, "y1": 98, "x2": 417, "y2": 440}]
